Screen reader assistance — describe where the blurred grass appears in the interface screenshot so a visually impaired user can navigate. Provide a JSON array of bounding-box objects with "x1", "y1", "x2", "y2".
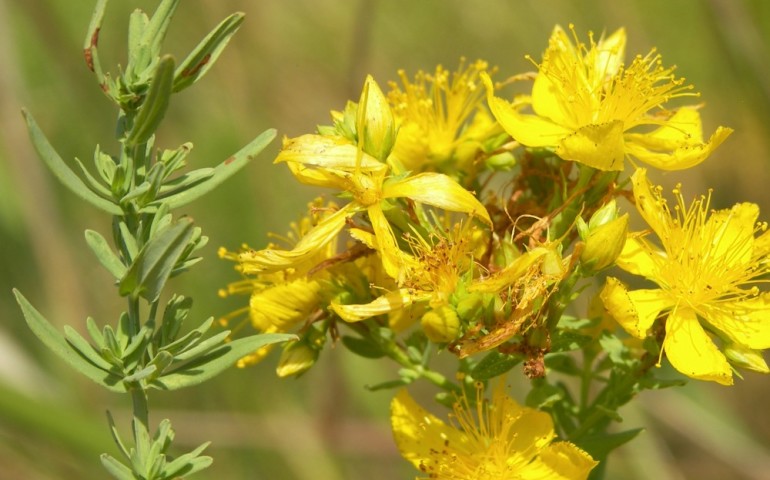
[{"x1": 1, "y1": 0, "x2": 769, "y2": 479}]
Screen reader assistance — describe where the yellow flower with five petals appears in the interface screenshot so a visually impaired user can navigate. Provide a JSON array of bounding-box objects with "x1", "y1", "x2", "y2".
[
  {"x1": 390, "y1": 381, "x2": 597, "y2": 479},
  {"x1": 483, "y1": 25, "x2": 732, "y2": 171},
  {"x1": 601, "y1": 169, "x2": 770, "y2": 385}
]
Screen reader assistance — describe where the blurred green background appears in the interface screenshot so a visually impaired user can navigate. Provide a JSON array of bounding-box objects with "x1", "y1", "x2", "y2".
[{"x1": 2, "y1": 0, "x2": 770, "y2": 478}]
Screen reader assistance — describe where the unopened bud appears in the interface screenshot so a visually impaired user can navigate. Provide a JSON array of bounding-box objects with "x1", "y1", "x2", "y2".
[
  {"x1": 724, "y1": 344, "x2": 769, "y2": 373},
  {"x1": 356, "y1": 75, "x2": 396, "y2": 161},
  {"x1": 421, "y1": 305, "x2": 461, "y2": 343},
  {"x1": 580, "y1": 208, "x2": 628, "y2": 271},
  {"x1": 455, "y1": 292, "x2": 485, "y2": 322},
  {"x1": 276, "y1": 342, "x2": 318, "y2": 378}
]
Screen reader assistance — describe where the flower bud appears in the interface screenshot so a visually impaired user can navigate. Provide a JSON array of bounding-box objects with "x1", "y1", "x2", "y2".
[
  {"x1": 421, "y1": 305, "x2": 461, "y2": 343},
  {"x1": 455, "y1": 292, "x2": 485, "y2": 322},
  {"x1": 276, "y1": 341, "x2": 318, "y2": 378},
  {"x1": 723, "y1": 344, "x2": 770, "y2": 373},
  {"x1": 356, "y1": 75, "x2": 397, "y2": 161},
  {"x1": 579, "y1": 200, "x2": 629, "y2": 272}
]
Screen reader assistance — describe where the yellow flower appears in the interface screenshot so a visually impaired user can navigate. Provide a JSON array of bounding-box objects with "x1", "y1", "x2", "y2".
[
  {"x1": 218, "y1": 199, "x2": 337, "y2": 367},
  {"x1": 601, "y1": 169, "x2": 770, "y2": 385},
  {"x1": 388, "y1": 59, "x2": 497, "y2": 173},
  {"x1": 331, "y1": 222, "x2": 479, "y2": 327},
  {"x1": 243, "y1": 77, "x2": 490, "y2": 281},
  {"x1": 484, "y1": 25, "x2": 732, "y2": 171},
  {"x1": 390, "y1": 382, "x2": 597, "y2": 479}
]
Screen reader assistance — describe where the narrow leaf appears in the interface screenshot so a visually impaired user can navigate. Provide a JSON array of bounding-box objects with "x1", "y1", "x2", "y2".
[
  {"x1": 63, "y1": 325, "x2": 115, "y2": 371},
  {"x1": 100, "y1": 454, "x2": 134, "y2": 480},
  {"x1": 173, "y1": 13, "x2": 245, "y2": 92},
  {"x1": 22, "y1": 110, "x2": 121, "y2": 215},
  {"x1": 122, "y1": 364, "x2": 157, "y2": 383},
  {"x1": 106, "y1": 411, "x2": 131, "y2": 460},
  {"x1": 156, "y1": 128, "x2": 276, "y2": 208},
  {"x1": 83, "y1": 0, "x2": 107, "y2": 82},
  {"x1": 74, "y1": 157, "x2": 112, "y2": 197},
  {"x1": 14, "y1": 290, "x2": 125, "y2": 392},
  {"x1": 86, "y1": 316, "x2": 104, "y2": 347},
  {"x1": 471, "y1": 350, "x2": 522, "y2": 380},
  {"x1": 85, "y1": 230, "x2": 127, "y2": 279},
  {"x1": 119, "y1": 218, "x2": 194, "y2": 301},
  {"x1": 341, "y1": 335, "x2": 385, "y2": 359},
  {"x1": 143, "y1": 0, "x2": 181, "y2": 56},
  {"x1": 126, "y1": 55, "x2": 175, "y2": 146},
  {"x1": 172, "y1": 330, "x2": 229, "y2": 361},
  {"x1": 163, "y1": 442, "x2": 211, "y2": 478},
  {"x1": 150, "y1": 333, "x2": 295, "y2": 390}
]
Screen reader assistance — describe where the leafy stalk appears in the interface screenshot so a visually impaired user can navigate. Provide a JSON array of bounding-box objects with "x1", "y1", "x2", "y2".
[{"x1": 15, "y1": 1, "x2": 292, "y2": 478}]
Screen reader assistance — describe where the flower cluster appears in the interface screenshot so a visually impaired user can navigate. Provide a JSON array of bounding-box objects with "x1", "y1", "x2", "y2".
[{"x1": 219, "y1": 24, "x2": 766, "y2": 477}]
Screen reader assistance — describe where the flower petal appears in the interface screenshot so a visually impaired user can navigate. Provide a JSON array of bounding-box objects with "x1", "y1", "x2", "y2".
[
  {"x1": 630, "y1": 168, "x2": 671, "y2": 239},
  {"x1": 600, "y1": 278, "x2": 673, "y2": 338},
  {"x1": 625, "y1": 109, "x2": 733, "y2": 171},
  {"x1": 382, "y1": 172, "x2": 491, "y2": 224},
  {"x1": 390, "y1": 389, "x2": 468, "y2": 472},
  {"x1": 469, "y1": 247, "x2": 549, "y2": 293},
  {"x1": 524, "y1": 442, "x2": 598, "y2": 480},
  {"x1": 275, "y1": 134, "x2": 385, "y2": 171},
  {"x1": 703, "y1": 298, "x2": 770, "y2": 350},
  {"x1": 367, "y1": 205, "x2": 419, "y2": 282},
  {"x1": 482, "y1": 72, "x2": 572, "y2": 147},
  {"x1": 706, "y1": 202, "x2": 758, "y2": 268},
  {"x1": 238, "y1": 204, "x2": 356, "y2": 273},
  {"x1": 615, "y1": 236, "x2": 664, "y2": 279},
  {"x1": 664, "y1": 308, "x2": 733, "y2": 385},
  {"x1": 331, "y1": 288, "x2": 429, "y2": 322},
  {"x1": 556, "y1": 120, "x2": 625, "y2": 171}
]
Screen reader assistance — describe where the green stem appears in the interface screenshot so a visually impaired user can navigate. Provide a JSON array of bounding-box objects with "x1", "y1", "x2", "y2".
[
  {"x1": 580, "y1": 350, "x2": 596, "y2": 410},
  {"x1": 351, "y1": 322, "x2": 462, "y2": 395},
  {"x1": 130, "y1": 384, "x2": 151, "y2": 468},
  {"x1": 569, "y1": 352, "x2": 658, "y2": 441}
]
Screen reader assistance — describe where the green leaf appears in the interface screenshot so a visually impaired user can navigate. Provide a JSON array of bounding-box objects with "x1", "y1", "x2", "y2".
[
  {"x1": 119, "y1": 217, "x2": 195, "y2": 301},
  {"x1": 22, "y1": 110, "x2": 121, "y2": 215},
  {"x1": 341, "y1": 335, "x2": 385, "y2": 359},
  {"x1": 14, "y1": 290, "x2": 125, "y2": 392},
  {"x1": 146, "y1": 351, "x2": 174, "y2": 380},
  {"x1": 105, "y1": 411, "x2": 131, "y2": 460},
  {"x1": 156, "y1": 128, "x2": 276, "y2": 208},
  {"x1": 83, "y1": 0, "x2": 107, "y2": 82},
  {"x1": 100, "y1": 454, "x2": 134, "y2": 480},
  {"x1": 117, "y1": 221, "x2": 139, "y2": 261},
  {"x1": 85, "y1": 229, "x2": 127, "y2": 279},
  {"x1": 123, "y1": 364, "x2": 157, "y2": 383},
  {"x1": 63, "y1": 325, "x2": 115, "y2": 371},
  {"x1": 86, "y1": 316, "x2": 105, "y2": 347},
  {"x1": 143, "y1": 0, "x2": 181, "y2": 58},
  {"x1": 150, "y1": 333, "x2": 295, "y2": 390},
  {"x1": 544, "y1": 352, "x2": 581, "y2": 375},
  {"x1": 173, "y1": 13, "x2": 245, "y2": 92},
  {"x1": 94, "y1": 145, "x2": 117, "y2": 186},
  {"x1": 159, "y1": 142, "x2": 192, "y2": 176},
  {"x1": 74, "y1": 157, "x2": 112, "y2": 198},
  {"x1": 126, "y1": 55, "x2": 175, "y2": 147},
  {"x1": 173, "y1": 330, "x2": 229, "y2": 361},
  {"x1": 550, "y1": 329, "x2": 592, "y2": 352},
  {"x1": 127, "y1": 9, "x2": 151, "y2": 77},
  {"x1": 365, "y1": 379, "x2": 410, "y2": 391},
  {"x1": 162, "y1": 442, "x2": 211, "y2": 478},
  {"x1": 470, "y1": 350, "x2": 521, "y2": 380},
  {"x1": 158, "y1": 168, "x2": 214, "y2": 196},
  {"x1": 599, "y1": 331, "x2": 635, "y2": 368}
]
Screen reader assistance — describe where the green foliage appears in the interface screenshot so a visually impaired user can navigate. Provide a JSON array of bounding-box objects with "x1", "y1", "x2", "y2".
[{"x1": 15, "y1": 0, "x2": 286, "y2": 478}]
